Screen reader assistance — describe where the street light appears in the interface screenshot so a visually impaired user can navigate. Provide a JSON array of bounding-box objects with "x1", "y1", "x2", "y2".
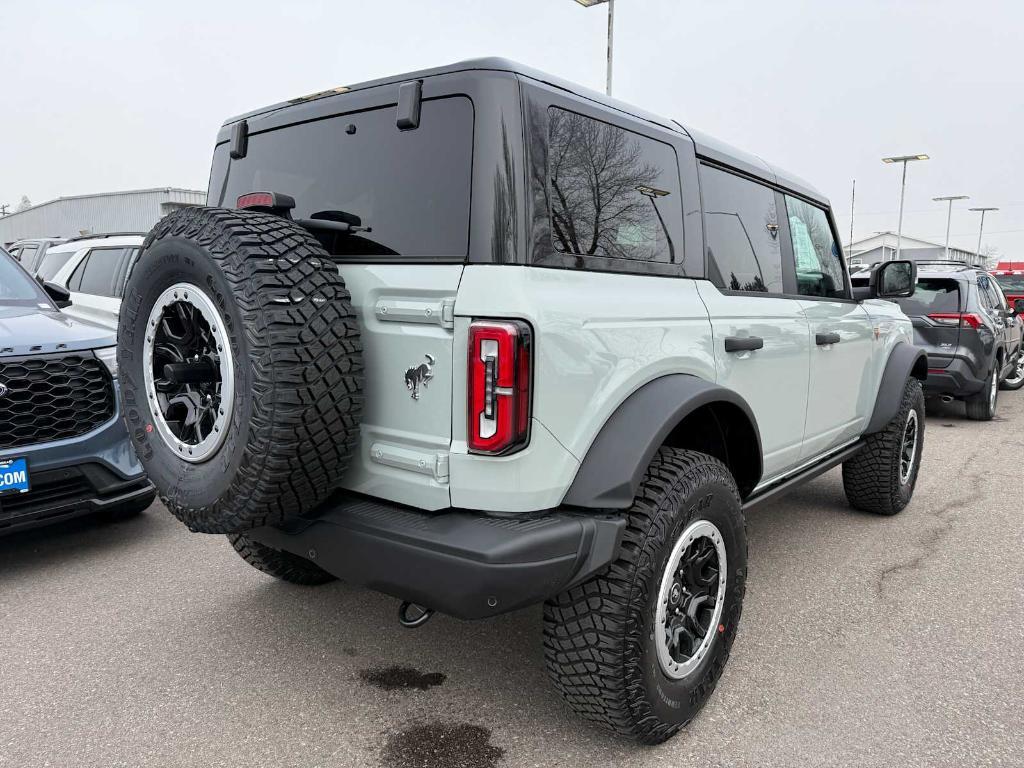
[
  {"x1": 882, "y1": 153, "x2": 929, "y2": 261},
  {"x1": 969, "y1": 207, "x2": 999, "y2": 266},
  {"x1": 572, "y1": 0, "x2": 615, "y2": 97},
  {"x1": 932, "y1": 195, "x2": 969, "y2": 261}
]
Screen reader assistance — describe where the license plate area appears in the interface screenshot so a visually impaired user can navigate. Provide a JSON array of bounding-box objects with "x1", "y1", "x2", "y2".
[{"x1": 0, "y1": 457, "x2": 30, "y2": 495}]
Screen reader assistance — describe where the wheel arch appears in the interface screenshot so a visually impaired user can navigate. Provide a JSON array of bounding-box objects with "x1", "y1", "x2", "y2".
[
  {"x1": 865, "y1": 342, "x2": 927, "y2": 434},
  {"x1": 561, "y1": 375, "x2": 763, "y2": 508}
]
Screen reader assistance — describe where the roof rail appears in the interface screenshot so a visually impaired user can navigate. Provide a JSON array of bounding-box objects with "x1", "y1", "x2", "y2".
[
  {"x1": 64, "y1": 231, "x2": 148, "y2": 243},
  {"x1": 913, "y1": 260, "x2": 974, "y2": 268}
]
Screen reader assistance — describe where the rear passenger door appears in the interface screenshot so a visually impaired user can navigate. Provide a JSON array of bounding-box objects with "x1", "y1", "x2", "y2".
[
  {"x1": 65, "y1": 247, "x2": 133, "y2": 329},
  {"x1": 782, "y1": 194, "x2": 874, "y2": 458},
  {"x1": 695, "y1": 164, "x2": 811, "y2": 481}
]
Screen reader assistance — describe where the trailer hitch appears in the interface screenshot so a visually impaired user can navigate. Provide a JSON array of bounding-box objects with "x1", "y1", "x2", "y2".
[{"x1": 398, "y1": 601, "x2": 434, "y2": 629}]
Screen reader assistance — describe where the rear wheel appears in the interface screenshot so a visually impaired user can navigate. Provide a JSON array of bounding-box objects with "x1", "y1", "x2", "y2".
[
  {"x1": 117, "y1": 207, "x2": 363, "y2": 534},
  {"x1": 1000, "y1": 350, "x2": 1024, "y2": 391},
  {"x1": 228, "y1": 534, "x2": 336, "y2": 585},
  {"x1": 543, "y1": 447, "x2": 747, "y2": 744},
  {"x1": 965, "y1": 363, "x2": 998, "y2": 420}
]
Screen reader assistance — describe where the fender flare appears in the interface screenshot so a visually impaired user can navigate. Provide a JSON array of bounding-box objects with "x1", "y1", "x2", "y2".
[
  {"x1": 562, "y1": 374, "x2": 762, "y2": 509},
  {"x1": 864, "y1": 342, "x2": 928, "y2": 434}
]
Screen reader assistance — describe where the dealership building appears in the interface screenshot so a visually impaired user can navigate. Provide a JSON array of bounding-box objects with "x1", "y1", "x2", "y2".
[
  {"x1": 847, "y1": 231, "x2": 985, "y2": 268},
  {"x1": 0, "y1": 187, "x2": 205, "y2": 246}
]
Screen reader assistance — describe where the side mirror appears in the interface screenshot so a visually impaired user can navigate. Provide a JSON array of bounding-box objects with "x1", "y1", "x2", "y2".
[
  {"x1": 42, "y1": 281, "x2": 72, "y2": 309},
  {"x1": 1014, "y1": 299, "x2": 1024, "y2": 315},
  {"x1": 873, "y1": 260, "x2": 917, "y2": 299}
]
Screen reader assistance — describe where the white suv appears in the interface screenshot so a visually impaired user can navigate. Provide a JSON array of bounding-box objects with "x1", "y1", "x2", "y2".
[
  {"x1": 114, "y1": 59, "x2": 927, "y2": 744},
  {"x1": 38, "y1": 233, "x2": 144, "y2": 330}
]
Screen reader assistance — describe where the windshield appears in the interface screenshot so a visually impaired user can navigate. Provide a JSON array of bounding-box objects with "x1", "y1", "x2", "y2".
[
  {"x1": 37, "y1": 248, "x2": 77, "y2": 281},
  {"x1": 0, "y1": 248, "x2": 50, "y2": 306},
  {"x1": 993, "y1": 273, "x2": 1024, "y2": 292}
]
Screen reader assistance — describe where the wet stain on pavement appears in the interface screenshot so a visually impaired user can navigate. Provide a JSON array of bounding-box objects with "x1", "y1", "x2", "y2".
[
  {"x1": 359, "y1": 665, "x2": 447, "y2": 691},
  {"x1": 382, "y1": 722, "x2": 504, "y2": 768}
]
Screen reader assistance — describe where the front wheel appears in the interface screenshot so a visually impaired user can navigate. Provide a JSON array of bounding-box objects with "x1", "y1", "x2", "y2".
[
  {"x1": 543, "y1": 447, "x2": 747, "y2": 744},
  {"x1": 1000, "y1": 351, "x2": 1024, "y2": 391},
  {"x1": 843, "y1": 377, "x2": 925, "y2": 515}
]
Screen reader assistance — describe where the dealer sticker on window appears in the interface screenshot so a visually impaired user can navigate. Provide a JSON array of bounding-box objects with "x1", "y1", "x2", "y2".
[{"x1": 0, "y1": 457, "x2": 30, "y2": 495}]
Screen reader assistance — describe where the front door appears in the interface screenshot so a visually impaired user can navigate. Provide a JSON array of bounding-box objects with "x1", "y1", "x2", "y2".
[{"x1": 781, "y1": 194, "x2": 875, "y2": 458}]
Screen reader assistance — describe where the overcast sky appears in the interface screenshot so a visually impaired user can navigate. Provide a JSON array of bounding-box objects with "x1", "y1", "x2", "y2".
[{"x1": 2, "y1": 0, "x2": 1022, "y2": 256}]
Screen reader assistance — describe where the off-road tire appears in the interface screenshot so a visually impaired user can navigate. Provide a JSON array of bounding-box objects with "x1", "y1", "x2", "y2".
[
  {"x1": 843, "y1": 377, "x2": 924, "y2": 515},
  {"x1": 543, "y1": 447, "x2": 747, "y2": 744},
  {"x1": 228, "y1": 534, "x2": 336, "y2": 585},
  {"x1": 117, "y1": 207, "x2": 363, "y2": 534},
  {"x1": 965, "y1": 363, "x2": 998, "y2": 420}
]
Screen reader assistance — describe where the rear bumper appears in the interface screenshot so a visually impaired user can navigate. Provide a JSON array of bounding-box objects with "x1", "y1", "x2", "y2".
[
  {"x1": 924, "y1": 356, "x2": 987, "y2": 398},
  {"x1": 248, "y1": 495, "x2": 626, "y2": 620}
]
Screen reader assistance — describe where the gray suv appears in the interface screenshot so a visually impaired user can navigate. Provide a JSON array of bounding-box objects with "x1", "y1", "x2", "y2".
[{"x1": 0, "y1": 247, "x2": 154, "y2": 533}]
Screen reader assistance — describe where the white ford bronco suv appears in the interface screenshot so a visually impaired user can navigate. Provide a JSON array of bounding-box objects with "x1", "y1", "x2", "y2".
[{"x1": 116, "y1": 59, "x2": 927, "y2": 743}]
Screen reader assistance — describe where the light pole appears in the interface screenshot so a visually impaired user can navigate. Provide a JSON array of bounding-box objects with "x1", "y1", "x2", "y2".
[
  {"x1": 933, "y1": 195, "x2": 969, "y2": 261},
  {"x1": 882, "y1": 154, "x2": 929, "y2": 261},
  {"x1": 572, "y1": 0, "x2": 615, "y2": 97},
  {"x1": 969, "y1": 207, "x2": 999, "y2": 266},
  {"x1": 635, "y1": 184, "x2": 674, "y2": 262}
]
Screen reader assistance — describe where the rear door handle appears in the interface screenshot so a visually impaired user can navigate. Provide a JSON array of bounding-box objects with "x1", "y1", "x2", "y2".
[
  {"x1": 724, "y1": 336, "x2": 764, "y2": 353},
  {"x1": 816, "y1": 332, "x2": 841, "y2": 346}
]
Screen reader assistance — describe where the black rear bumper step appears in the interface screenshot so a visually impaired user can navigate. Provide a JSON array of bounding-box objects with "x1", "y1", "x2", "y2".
[{"x1": 247, "y1": 496, "x2": 626, "y2": 620}]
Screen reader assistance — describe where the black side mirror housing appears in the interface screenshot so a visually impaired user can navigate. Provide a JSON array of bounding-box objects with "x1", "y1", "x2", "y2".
[
  {"x1": 42, "y1": 281, "x2": 72, "y2": 309},
  {"x1": 1014, "y1": 299, "x2": 1024, "y2": 316},
  {"x1": 871, "y1": 260, "x2": 917, "y2": 299}
]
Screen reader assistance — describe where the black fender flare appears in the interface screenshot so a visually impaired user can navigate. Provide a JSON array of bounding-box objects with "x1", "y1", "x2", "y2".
[
  {"x1": 864, "y1": 342, "x2": 928, "y2": 434},
  {"x1": 562, "y1": 374, "x2": 762, "y2": 509}
]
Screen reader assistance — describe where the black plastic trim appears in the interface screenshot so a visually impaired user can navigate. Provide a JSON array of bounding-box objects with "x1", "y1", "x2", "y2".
[
  {"x1": 743, "y1": 442, "x2": 862, "y2": 511},
  {"x1": 562, "y1": 374, "x2": 762, "y2": 508},
  {"x1": 865, "y1": 343, "x2": 928, "y2": 433}
]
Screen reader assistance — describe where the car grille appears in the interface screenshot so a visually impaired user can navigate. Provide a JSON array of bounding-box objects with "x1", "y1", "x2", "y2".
[{"x1": 0, "y1": 353, "x2": 115, "y2": 450}]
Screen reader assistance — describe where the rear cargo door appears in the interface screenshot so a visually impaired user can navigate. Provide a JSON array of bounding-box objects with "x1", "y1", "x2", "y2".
[
  {"x1": 894, "y1": 278, "x2": 962, "y2": 369},
  {"x1": 209, "y1": 95, "x2": 476, "y2": 509}
]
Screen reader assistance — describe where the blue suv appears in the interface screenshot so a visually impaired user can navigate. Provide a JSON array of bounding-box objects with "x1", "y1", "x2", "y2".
[{"x1": 0, "y1": 247, "x2": 154, "y2": 534}]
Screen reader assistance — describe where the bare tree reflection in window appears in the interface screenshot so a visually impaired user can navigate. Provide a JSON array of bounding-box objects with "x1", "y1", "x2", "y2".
[{"x1": 546, "y1": 108, "x2": 672, "y2": 265}]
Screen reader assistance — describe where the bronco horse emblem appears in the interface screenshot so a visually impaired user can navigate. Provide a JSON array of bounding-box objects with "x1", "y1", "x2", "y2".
[{"x1": 405, "y1": 354, "x2": 435, "y2": 400}]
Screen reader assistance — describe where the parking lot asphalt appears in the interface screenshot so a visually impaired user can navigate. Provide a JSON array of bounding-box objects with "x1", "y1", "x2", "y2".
[{"x1": 2, "y1": 395, "x2": 1022, "y2": 768}]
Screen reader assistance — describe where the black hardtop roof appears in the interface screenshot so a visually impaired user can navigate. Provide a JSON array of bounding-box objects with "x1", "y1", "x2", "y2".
[{"x1": 223, "y1": 57, "x2": 828, "y2": 207}]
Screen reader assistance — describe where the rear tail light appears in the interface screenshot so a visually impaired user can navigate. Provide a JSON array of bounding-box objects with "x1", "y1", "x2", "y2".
[
  {"x1": 928, "y1": 313, "x2": 981, "y2": 329},
  {"x1": 468, "y1": 320, "x2": 532, "y2": 455}
]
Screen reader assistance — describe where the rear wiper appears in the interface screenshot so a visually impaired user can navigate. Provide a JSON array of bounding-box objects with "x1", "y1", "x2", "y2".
[{"x1": 295, "y1": 210, "x2": 372, "y2": 235}]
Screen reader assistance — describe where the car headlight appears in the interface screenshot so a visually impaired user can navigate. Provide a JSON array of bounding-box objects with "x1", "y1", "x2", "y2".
[{"x1": 95, "y1": 346, "x2": 118, "y2": 378}]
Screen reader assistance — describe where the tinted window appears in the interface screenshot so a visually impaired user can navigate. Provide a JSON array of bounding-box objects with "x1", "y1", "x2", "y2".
[
  {"x1": 894, "y1": 278, "x2": 960, "y2": 315},
  {"x1": 542, "y1": 107, "x2": 681, "y2": 266},
  {"x1": 701, "y1": 165, "x2": 783, "y2": 293},
  {"x1": 0, "y1": 250, "x2": 48, "y2": 305},
  {"x1": 785, "y1": 195, "x2": 846, "y2": 298},
  {"x1": 74, "y1": 248, "x2": 128, "y2": 297},
  {"x1": 211, "y1": 96, "x2": 473, "y2": 259},
  {"x1": 37, "y1": 249, "x2": 77, "y2": 281}
]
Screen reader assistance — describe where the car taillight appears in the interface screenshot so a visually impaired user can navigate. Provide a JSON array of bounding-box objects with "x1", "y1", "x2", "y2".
[
  {"x1": 468, "y1": 320, "x2": 532, "y2": 455},
  {"x1": 928, "y1": 313, "x2": 981, "y2": 329}
]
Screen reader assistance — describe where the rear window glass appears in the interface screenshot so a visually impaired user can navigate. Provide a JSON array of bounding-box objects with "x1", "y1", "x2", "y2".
[
  {"x1": 209, "y1": 96, "x2": 474, "y2": 260},
  {"x1": 895, "y1": 278, "x2": 960, "y2": 315}
]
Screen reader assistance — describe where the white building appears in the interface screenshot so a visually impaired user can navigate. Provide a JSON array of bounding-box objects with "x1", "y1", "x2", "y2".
[
  {"x1": 0, "y1": 188, "x2": 205, "y2": 245},
  {"x1": 847, "y1": 231, "x2": 984, "y2": 268}
]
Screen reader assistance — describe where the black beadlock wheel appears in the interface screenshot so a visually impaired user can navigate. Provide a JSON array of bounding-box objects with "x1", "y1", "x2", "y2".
[
  {"x1": 543, "y1": 447, "x2": 747, "y2": 744},
  {"x1": 842, "y1": 377, "x2": 925, "y2": 515},
  {"x1": 228, "y1": 534, "x2": 336, "y2": 585},
  {"x1": 117, "y1": 207, "x2": 363, "y2": 534}
]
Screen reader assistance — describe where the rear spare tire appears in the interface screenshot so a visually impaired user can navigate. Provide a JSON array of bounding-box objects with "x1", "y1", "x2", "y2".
[{"x1": 117, "y1": 207, "x2": 363, "y2": 533}]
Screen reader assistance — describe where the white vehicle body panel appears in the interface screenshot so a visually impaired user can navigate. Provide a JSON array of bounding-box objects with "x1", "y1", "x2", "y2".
[{"x1": 48, "y1": 235, "x2": 144, "y2": 331}]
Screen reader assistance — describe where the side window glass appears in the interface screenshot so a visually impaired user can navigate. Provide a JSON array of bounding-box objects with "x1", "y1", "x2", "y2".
[
  {"x1": 68, "y1": 254, "x2": 89, "y2": 292},
  {"x1": 77, "y1": 248, "x2": 126, "y2": 297},
  {"x1": 976, "y1": 276, "x2": 993, "y2": 310},
  {"x1": 784, "y1": 195, "x2": 846, "y2": 298},
  {"x1": 535, "y1": 106, "x2": 683, "y2": 271},
  {"x1": 115, "y1": 248, "x2": 140, "y2": 298},
  {"x1": 700, "y1": 165, "x2": 783, "y2": 293},
  {"x1": 19, "y1": 246, "x2": 38, "y2": 271},
  {"x1": 36, "y1": 250, "x2": 76, "y2": 282}
]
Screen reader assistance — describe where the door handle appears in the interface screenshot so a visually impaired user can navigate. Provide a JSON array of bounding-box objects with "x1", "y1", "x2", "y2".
[
  {"x1": 816, "y1": 332, "x2": 841, "y2": 346},
  {"x1": 724, "y1": 336, "x2": 764, "y2": 353}
]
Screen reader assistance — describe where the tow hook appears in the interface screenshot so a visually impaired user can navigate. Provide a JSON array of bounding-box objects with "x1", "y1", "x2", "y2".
[{"x1": 398, "y1": 601, "x2": 434, "y2": 629}]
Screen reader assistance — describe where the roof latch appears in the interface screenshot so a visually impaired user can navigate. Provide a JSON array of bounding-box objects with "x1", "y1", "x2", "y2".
[{"x1": 396, "y1": 81, "x2": 422, "y2": 131}]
